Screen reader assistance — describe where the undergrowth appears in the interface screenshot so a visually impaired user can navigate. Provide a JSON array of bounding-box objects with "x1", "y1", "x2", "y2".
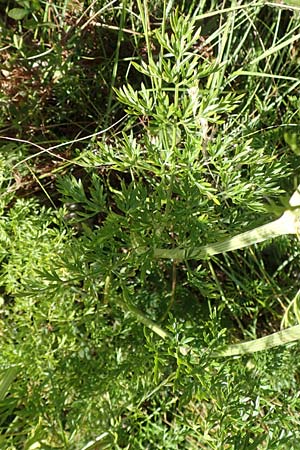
[{"x1": 1, "y1": 0, "x2": 300, "y2": 449}]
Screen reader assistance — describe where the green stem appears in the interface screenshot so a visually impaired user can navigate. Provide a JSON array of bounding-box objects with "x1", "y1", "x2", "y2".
[
  {"x1": 106, "y1": 277, "x2": 300, "y2": 357},
  {"x1": 105, "y1": 276, "x2": 170, "y2": 340},
  {"x1": 0, "y1": 366, "x2": 20, "y2": 401},
  {"x1": 215, "y1": 324, "x2": 300, "y2": 357},
  {"x1": 116, "y1": 296, "x2": 170, "y2": 340},
  {"x1": 154, "y1": 207, "x2": 300, "y2": 260}
]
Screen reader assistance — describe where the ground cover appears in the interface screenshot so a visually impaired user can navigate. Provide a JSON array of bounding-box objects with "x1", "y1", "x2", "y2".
[{"x1": 1, "y1": 0, "x2": 300, "y2": 448}]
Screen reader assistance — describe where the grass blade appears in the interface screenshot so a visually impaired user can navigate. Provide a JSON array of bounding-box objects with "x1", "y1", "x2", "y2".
[
  {"x1": 154, "y1": 185, "x2": 300, "y2": 260},
  {"x1": 216, "y1": 325, "x2": 300, "y2": 356},
  {"x1": 250, "y1": 31, "x2": 300, "y2": 65},
  {"x1": 0, "y1": 366, "x2": 20, "y2": 401}
]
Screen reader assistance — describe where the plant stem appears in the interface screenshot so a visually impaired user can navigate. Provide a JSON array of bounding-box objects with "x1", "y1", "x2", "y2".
[
  {"x1": 154, "y1": 207, "x2": 300, "y2": 260},
  {"x1": 215, "y1": 324, "x2": 300, "y2": 357},
  {"x1": 105, "y1": 276, "x2": 170, "y2": 340}
]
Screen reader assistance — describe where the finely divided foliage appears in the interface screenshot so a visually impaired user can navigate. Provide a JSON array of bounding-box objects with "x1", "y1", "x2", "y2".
[{"x1": 1, "y1": 1, "x2": 300, "y2": 448}]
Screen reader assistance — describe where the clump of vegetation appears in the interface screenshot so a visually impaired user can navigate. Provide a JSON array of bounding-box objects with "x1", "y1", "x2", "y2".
[{"x1": 1, "y1": 1, "x2": 300, "y2": 448}]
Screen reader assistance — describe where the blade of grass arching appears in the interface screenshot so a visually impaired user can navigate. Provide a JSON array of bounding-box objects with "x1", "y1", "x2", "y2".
[
  {"x1": 215, "y1": 324, "x2": 300, "y2": 356},
  {"x1": 0, "y1": 366, "x2": 20, "y2": 401},
  {"x1": 230, "y1": 70, "x2": 300, "y2": 83},
  {"x1": 250, "y1": 31, "x2": 300, "y2": 65},
  {"x1": 153, "y1": 184, "x2": 300, "y2": 260},
  {"x1": 154, "y1": 207, "x2": 300, "y2": 260}
]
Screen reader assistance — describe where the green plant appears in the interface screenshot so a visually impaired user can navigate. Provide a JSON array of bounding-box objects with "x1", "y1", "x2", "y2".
[{"x1": 1, "y1": 1, "x2": 300, "y2": 449}]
